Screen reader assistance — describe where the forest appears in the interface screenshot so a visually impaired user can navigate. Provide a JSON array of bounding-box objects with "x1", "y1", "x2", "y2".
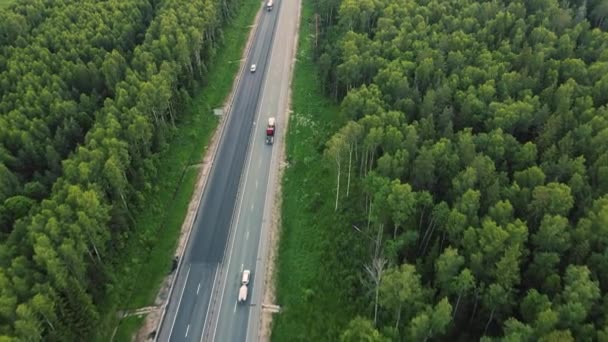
[
  {"x1": 0, "y1": 0, "x2": 240, "y2": 339},
  {"x1": 311, "y1": 0, "x2": 608, "y2": 340}
]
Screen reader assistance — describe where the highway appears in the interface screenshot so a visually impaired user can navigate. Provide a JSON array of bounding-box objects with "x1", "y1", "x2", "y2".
[{"x1": 156, "y1": 0, "x2": 300, "y2": 340}]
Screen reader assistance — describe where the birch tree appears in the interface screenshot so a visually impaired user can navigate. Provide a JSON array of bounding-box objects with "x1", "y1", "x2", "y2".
[{"x1": 326, "y1": 131, "x2": 348, "y2": 211}]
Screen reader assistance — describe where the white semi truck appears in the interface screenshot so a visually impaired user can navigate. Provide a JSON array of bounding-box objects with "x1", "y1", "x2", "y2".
[
  {"x1": 266, "y1": 0, "x2": 273, "y2": 11},
  {"x1": 238, "y1": 270, "x2": 251, "y2": 302}
]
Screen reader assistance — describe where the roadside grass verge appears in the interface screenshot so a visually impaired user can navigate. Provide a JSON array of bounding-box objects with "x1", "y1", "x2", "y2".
[
  {"x1": 98, "y1": 0, "x2": 261, "y2": 340},
  {"x1": 113, "y1": 316, "x2": 145, "y2": 342},
  {"x1": 271, "y1": 1, "x2": 367, "y2": 340}
]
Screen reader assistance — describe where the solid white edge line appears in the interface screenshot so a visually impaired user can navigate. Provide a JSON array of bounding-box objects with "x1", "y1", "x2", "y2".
[
  {"x1": 198, "y1": 4, "x2": 270, "y2": 342},
  {"x1": 155, "y1": 0, "x2": 263, "y2": 339},
  {"x1": 208, "y1": 14, "x2": 277, "y2": 339},
  {"x1": 209, "y1": 76, "x2": 267, "y2": 341},
  {"x1": 246, "y1": 0, "x2": 302, "y2": 340},
  {"x1": 206, "y1": 2, "x2": 284, "y2": 341},
  {"x1": 199, "y1": 267, "x2": 219, "y2": 340},
  {"x1": 166, "y1": 265, "x2": 191, "y2": 340}
]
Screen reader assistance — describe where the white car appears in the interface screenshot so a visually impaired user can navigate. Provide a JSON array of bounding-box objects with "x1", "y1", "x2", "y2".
[
  {"x1": 250, "y1": 64, "x2": 257, "y2": 72},
  {"x1": 238, "y1": 270, "x2": 251, "y2": 302}
]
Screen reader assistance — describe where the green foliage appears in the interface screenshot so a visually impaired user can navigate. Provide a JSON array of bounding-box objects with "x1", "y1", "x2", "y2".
[
  {"x1": 0, "y1": 0, "x2": 15, "y2": 9},
  {"x1": 113, "y1": 315, "x2": 145, "y2": 342},
  {"x1": 271, "y1": 1, "x2": 362, "y2": 340},
  {"x1": 340, "y1": 316, "x2": 389, "y2": 342},
  {"x1": 0, "y1": 0, "x2": 155, "y2": 233},
  {"x1": 0, "y1": 0, "x2": 249, "y2": 339},
  {"x1": 98, "y1": 1, "x2": 261, "y2": 335},
  {"x1": 307, "y1": 0, "x2": 608, "y2": 339}
]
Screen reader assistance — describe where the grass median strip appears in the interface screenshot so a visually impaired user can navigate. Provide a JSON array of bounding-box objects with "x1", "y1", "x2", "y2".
[{"x1": 102, "y1": 0, "x2": 261, "y2": 340}]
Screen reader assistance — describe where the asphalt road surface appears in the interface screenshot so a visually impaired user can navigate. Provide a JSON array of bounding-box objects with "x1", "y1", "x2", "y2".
[
  {"x1": 207, "y1": 0, "x2": 301, "y2": 340},
  {"x1": 157, "y1": 0, "x2": 300, "y2": 340}
]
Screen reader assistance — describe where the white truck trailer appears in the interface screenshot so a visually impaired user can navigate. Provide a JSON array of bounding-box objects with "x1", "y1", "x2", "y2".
[{"x1": 238, "y1": 270, "x2": 251, "y2": 302}]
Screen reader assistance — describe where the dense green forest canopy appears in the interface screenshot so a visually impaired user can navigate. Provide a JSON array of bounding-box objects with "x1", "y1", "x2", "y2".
[
  {"x1": 314, "y1": 0, "x2": 608, "y2": 340},
  {"x1": 0, "y1": 0, "x2": 156, "y2": 236},
  {"x1": 0, "y1": 0, "x2": 238, "y2": 339}
]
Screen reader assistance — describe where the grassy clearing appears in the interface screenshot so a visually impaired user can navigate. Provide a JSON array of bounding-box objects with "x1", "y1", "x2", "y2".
[
  {"x1": 113, "y1": 316, "x2": 145, "y2": 342},
  {"x1": 97, "y1": 0, "x2": 261, "y2": 340},
  {"x1": 271, "y1": 1, "x2": 366, "y2": 341},
  {"x1": 127, "y1": 167, "x2": 200, "y2": 309}
]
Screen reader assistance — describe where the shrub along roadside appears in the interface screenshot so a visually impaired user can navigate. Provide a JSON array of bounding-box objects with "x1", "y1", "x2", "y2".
[
  {"x1": 271, "y1": 1, "x2": 366, "y2": 340},
  {"x1": 100, "y1": 0, "x2": 261, "y2": 340}
]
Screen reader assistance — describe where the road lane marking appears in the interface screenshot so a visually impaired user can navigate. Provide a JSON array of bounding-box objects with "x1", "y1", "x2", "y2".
[
  {"x1": 185, "y1": 324, "x2": 190, "y2": 337},
  {"x1": 197, "y1": 283, "x2": 201, "y2": 295},
  {"x1": 251, "y1": 203, "x2": 254, "y2": 211},
  {"x1": 167, "y1": 264, "x2": 191, "y2": 340},
  {"x1": 212, "y1": 119, "x2": 260, "y2": 341},
  {"x1": 234, "y1": 302, "x2": 237, "y2": 313},
  {"x1": 210, "y1": 10, "x2": 279, "y2": 341},
  {"x1": 256, "y1": 180, "x2": 259, "y2": 189},
  {"x1": 241, "y1": 264, "x2": 244, "y2": 272},
  {"x1": 244, "y1": 2, "x2": 301, "y2": 341},
  {"x1": 199, "y1": 268, "x2": 218, "y2": 342},
  {"x1": 246, "y1": 231, "x2": 249, "y2": 240},
  {"x1": 246, "y1": 27, "x2": 286, "y2": 342}
]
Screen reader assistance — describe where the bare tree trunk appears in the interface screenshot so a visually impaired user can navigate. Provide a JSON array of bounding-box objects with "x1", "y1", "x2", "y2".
[
  {"x1": 314, "y1": 13, "x2": 319, "y2": 51},
  {"x1": 120, "y1": 189, "x2": 136, "y2": 225},
  {"x1": 395, "y1": 304, "x2": 402, "y2": 330},
  {"x1": 168, "y1": 100, "x2": 177, "y2": 128},
  {"x1": 194, "y1": 46, "x2": 202, "y2": 77},
  {"x1": 373, "y1": 280, "x2": 380, "y2": 326},
  {"x1": 469, "y1": 290, "x2": 479, "y2": 325},
  {"x1": 85, "y1": 247, "x2": 96, "y2": 264},
  {"x1": 484, "y1": 308, "x2": 495, "y2": 335},
  {"x1": 364, "y1": 149, "x2": 368, "y2": 178},
  {"x1": 367, "y1": 200, "x2": 373, "y2": 230},
  {"x1": 419, "y1": 207, "x2": 426, "y2": 231},
  {"x1": 359, "y1": 146, "x2": 366, "y2": 177},
  {"x1": 420, "y1": 220, "x2": 437, "y2": 256},
  {"x1": 151, "y1": 108, "x2": 160, "y2": 125},
  {"x1": 42, "y1": 314, "x2": 55, "y2": 331},
  {"x1": 423, "y1": 329, "x2": 432, "y2": 342},
  {"x1": 334, "y1": 161, "x2": 341, "y2": 211},
  {"x1": 346, "y1": 146, "x2": 352, "y2": 197},
  {"x1": 418, "y1": 207, "x2": 426, "y2": 246},
  {"x1": 453, "y1": 292, "x2": 462, "y2": 319},
  {"x1": 84, "y1": 227, "x2": 102, "y2": 264},
  {"x1": 90, "y1": 240, "x2": 102, "y2": 264},
  {"x1": 333, "y1": 79, "x2": 338, "y2": 102},
  {"x1": 365, "y1": 256, "x2": 386, "y2": 327},
  {"x1": 375, "y1": 224, "x2": 382, "y2": 258},
  {"x1": 419, "y1": 216, "x2": 435, "y2": 251}
]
